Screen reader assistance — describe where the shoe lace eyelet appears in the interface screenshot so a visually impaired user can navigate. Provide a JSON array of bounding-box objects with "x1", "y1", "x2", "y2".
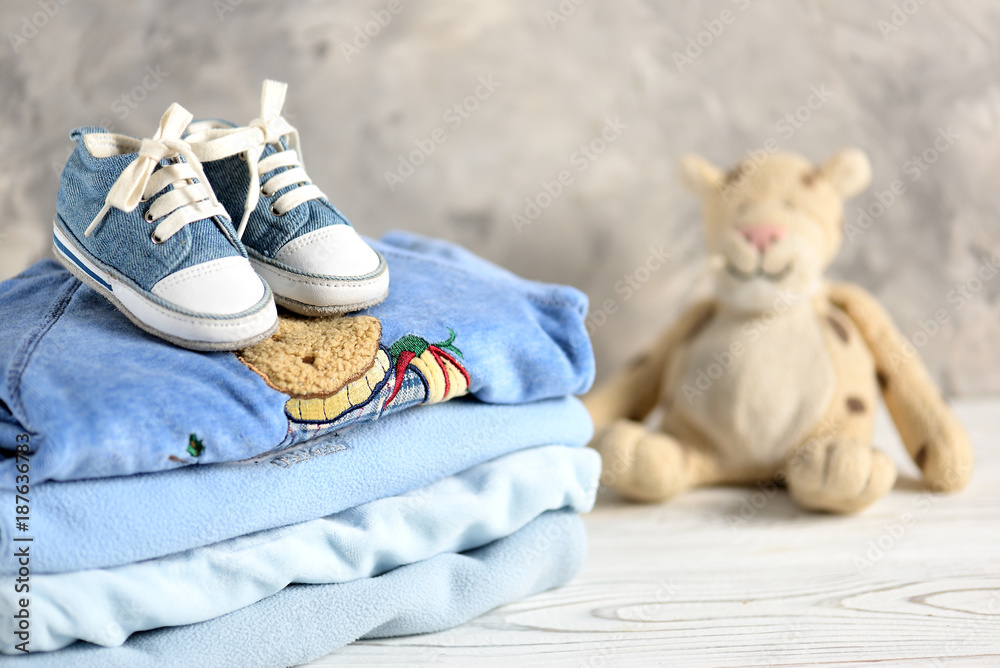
[
  {"x1": 270, "y1": 205, "x2": 281, "y2": 216},
  {"x1": 239, "y1": 152, "x2": 248, "y2": 162},
  {"x1": 144, "y1": 211, "x2": 154, "y2": 223},
  {"x1": 151, "y1": 232, "x2": 166, "y2": 245}
]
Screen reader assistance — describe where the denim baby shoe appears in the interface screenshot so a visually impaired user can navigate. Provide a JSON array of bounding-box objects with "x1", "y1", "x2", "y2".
[
  {"x1": 53, "y1": 103, "x2": 278, "y2": 350},
  {"x1": 187, "y1": 80, "x2": 389, "y2": 315}
]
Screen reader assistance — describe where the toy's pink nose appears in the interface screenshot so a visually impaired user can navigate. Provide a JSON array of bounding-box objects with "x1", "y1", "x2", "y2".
[{"x1": 739, "y1": 224, "x2": 787, "y2": 253}]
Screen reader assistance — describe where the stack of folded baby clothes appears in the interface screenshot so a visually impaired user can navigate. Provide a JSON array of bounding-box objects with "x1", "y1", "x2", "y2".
[{"x1": 0, "y1": 82, "x2": 597, "y2": 668}]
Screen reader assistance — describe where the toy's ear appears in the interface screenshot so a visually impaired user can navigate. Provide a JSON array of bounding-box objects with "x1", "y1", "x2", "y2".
[
  {"x1": 680, "y1": 154, "x2": 724, "y2": 196},
  {"x1": 818, "y1": 148, "x2": 871, "y2": 199}
]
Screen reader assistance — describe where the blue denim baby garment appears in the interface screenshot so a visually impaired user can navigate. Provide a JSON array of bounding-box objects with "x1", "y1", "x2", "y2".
[{"x1": 0, "y1": 231, "x2": 594, "y2": 487}]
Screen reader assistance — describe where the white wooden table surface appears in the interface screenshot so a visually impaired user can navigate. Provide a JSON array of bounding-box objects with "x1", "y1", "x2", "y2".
[{"x1": 310, "y1": 398, "x2": 1000, "y2": 667}]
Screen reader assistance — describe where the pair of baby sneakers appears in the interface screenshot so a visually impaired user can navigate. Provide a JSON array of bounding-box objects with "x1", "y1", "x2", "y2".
[{"x1": 53, "y1": 80, "x2": 389, "y2": 351}]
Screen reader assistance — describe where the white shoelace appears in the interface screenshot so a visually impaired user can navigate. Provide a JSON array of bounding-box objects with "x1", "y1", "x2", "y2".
[
  {"x1": 84, "y1": 103, "x2": 230, "y2": 244},
  {"x1": 187, "y1": 80, "x2": 326, "y2": 237}
]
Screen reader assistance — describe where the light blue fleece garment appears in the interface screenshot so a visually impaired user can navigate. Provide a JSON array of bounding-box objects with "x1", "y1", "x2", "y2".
[
  {"x1": 0, "y1": 231, "x2": 594, "y2": 488},
  {"x1": 0, "y1": 445, "x2": 599, "y2": 654},
  {"x1": 0, "y1": 395, "x2": 592, "y2": 575},
  {"x1": 6, "y1": 509, "x2": 586, "y2": 668}
]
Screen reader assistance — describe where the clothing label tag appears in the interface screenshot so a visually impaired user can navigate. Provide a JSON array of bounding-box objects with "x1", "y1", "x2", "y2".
[{"x1": 268, "y1": 442, "x2": 348, "y2": 468}]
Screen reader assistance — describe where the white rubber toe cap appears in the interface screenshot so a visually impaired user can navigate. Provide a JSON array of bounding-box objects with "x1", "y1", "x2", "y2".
[
  {"x1": 274, "y1": 225, "x2": 382, "y2": 278},
  {"x1": 151, "y1": 256, "x2": 267, "y2": 315}
]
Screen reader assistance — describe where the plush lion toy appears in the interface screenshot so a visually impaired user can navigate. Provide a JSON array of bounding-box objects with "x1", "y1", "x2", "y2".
[{"x1": 585, "y1": 149, "x2": 973, "y2": 513}]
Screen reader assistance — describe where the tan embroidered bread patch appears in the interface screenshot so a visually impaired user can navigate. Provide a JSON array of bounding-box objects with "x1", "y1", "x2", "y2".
[{"x1": 238, "y1": 315, "x2": 382, "y2": 397}]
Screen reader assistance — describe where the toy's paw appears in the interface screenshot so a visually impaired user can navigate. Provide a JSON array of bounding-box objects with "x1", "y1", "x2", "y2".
[
  {"x1": 785, "y1": 439, "x2": 897, "y2": 514},
  {"x1": 591, "y1": 419, "x2": 689, "y2": 503},
  {"x1": 917, "y1": 430, "x2": 974, "y2": 493}
]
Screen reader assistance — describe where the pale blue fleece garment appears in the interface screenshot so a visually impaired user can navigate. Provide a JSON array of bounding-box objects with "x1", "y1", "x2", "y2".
[
  {"x1": 6, "y1": 509, "x2": 586, "y2": 668},
  {"x1": 0, "y1": 445, "x2": 599, "y2": 654},
  {"x1": 0, "y1": 395, "x2": 593, "y2": 575},
  {"x1": 0, "y1": 231, "x2": 594, "y2": 487}
]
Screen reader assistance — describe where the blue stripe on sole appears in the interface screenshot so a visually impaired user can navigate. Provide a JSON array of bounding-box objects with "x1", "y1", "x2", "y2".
[{"x1": 53, "y1": 233, "x2": 113, "y2": 292}]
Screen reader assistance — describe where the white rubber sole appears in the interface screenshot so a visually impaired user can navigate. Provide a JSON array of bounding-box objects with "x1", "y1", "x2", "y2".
[
  {"x1": 53, "y1": 223, "x2": 278, "y2": 351},
  {"x1": 250, "y1": 254, "x2": 390, "y2": 316}
]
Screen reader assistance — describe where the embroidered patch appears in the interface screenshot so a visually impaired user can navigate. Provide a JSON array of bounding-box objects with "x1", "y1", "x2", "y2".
[
  {"x1": 236, "y1": 316, "x2": 471, "y2": 431},
  {"x1": 237, "y1": 315, "x2": 383, "y2": 396},
  {"x1": 187, "y1": 434, "x2": 205, "y2": 457},
  {"x1": 385, "y1": 329, "x2": 470, "y2": 407},
  {"x1": 284, "y1": 346, "x2": 391, "y2": 422},
  {"x1": 287, "y1": 328, "x2": 470, "y2": 425}
]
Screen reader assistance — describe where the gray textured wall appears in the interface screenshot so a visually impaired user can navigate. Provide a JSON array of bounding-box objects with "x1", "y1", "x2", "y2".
[{"x1": 1, "y1": 1, "x2": 998, "y2": 395}]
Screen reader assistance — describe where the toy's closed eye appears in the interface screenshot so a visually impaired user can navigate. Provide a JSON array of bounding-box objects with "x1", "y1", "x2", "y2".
[
  {"x1": 736, "y1": 203, "x2": 750, "y2": 215},
  {"x1": 782, "y1": 198, "x2": 796, "y2": 210}
]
